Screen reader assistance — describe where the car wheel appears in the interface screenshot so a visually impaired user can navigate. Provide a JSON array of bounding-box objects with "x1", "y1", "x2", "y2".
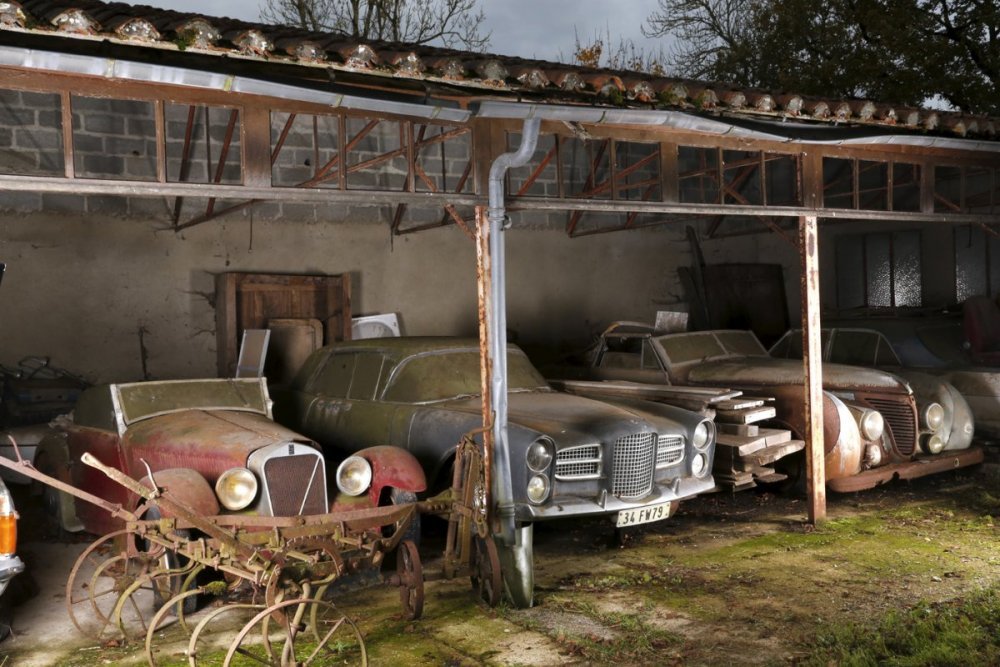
[
  {"x1": 34, "y1": 456, "x2": 70, "y2": 540},
  {"x1": 768, "y1": 451, "x2": 807, "y2": 495},
  {"x1": 389, "y1": 488, "x2": 421, "y2": 545},
  {"x1": 496, "y1": 523, "x2": 534, "y2": 608}
]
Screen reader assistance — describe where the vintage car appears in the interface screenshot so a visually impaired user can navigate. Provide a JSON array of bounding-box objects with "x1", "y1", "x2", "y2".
[
  {"x1": 274, "y1": 337, "x2": 717, "y2": 608},
  {"x1": 557, "y1": 325, "x2": 981, "y2": 492},
  {"x1": 34, "y1": 378, "x2": 426, "y2": 537},
  {"x1": 819, "y1": 312, "x2": 1000, "y2": 440},
  {"x1": 770, "y1": 328, "x2": 977, "y2": 453}
]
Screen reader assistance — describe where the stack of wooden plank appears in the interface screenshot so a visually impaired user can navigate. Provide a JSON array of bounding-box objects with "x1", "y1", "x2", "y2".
[{"x1": 713, "y1": 397, "x2": 804, "y2": 491}]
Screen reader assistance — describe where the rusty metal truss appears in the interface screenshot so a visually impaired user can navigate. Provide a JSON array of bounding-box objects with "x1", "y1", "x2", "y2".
[{"x1": 1, "y1": 67, "x2": 1000, "y2": 239}]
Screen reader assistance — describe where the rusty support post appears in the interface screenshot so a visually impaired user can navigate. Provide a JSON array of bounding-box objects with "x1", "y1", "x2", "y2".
[
  {"x1": 799, "y1": 214, "x2": 826, "y2": 524},
  {"x1": 475, "y1": 205, "x2": 493, "y2": 531}
]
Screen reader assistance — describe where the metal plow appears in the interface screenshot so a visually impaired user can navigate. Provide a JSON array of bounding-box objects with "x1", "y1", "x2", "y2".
[{"x1": 1, "y1": 434, "x2": 497, "y2": 666}]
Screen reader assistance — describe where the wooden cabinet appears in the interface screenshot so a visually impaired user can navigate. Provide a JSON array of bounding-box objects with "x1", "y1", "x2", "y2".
[{"x1": 215, "y1": 272, "x2": 351, "y2": 379}]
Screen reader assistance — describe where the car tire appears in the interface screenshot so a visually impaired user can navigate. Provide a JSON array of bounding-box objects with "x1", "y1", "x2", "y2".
[
  {"x1": 34, "y1": 455, "x2": 70, "y2": 540},
  {"x1": 390, "y1": 488, "x2": 421, "y2": 545},
  {"x1": 497, "y1": 523, "x2": 534, "y2": 608}
]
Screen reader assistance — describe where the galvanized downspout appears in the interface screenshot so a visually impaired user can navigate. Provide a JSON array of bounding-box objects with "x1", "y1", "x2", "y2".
[{"x1": 487, "y1": 118, "x2": 541, "y2": 546}]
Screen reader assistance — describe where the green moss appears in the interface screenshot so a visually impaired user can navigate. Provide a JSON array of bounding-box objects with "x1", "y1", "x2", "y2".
[{"x1": 802, "y1": 586, "x2": 1000, "y2": 667}]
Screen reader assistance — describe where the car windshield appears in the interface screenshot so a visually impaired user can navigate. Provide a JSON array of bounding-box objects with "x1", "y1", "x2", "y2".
[
  {"x1": 384, "y1": 348, "x2": 549, "y2": 403},
  {"x1": 653, "y1": 330, "x2": 767, "y2": 368},
  {"x1": 114, "y1": 378, "x2": 269, "y2": 426}
]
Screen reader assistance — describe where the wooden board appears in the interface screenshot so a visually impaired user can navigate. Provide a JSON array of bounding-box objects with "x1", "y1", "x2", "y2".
[{"x1": 215, "y1": 272, "x2": 351, "y2": 377}]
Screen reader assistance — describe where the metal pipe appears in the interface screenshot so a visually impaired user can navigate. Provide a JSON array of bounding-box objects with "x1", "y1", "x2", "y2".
[{"x1": 486, "y1": 117, "x2": 540, "y2": 546}]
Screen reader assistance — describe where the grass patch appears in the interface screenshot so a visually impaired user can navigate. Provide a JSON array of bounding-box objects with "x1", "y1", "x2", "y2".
[{"x1": 801, "y1": 586, "x2": 1000, "y2": 667}]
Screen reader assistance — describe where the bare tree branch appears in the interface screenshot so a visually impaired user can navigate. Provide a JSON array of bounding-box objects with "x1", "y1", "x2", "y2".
[{"x1": 260, "y1": 0, "x2": 490, "y2": 49}]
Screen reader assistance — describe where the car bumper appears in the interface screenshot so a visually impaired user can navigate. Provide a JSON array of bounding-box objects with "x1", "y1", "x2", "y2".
[
  {"x1": 828, "y1": 446, "x2": 984, "y2": 493},
  {"x1": 0, "y1": 554, "x2": 24, "y2": 597},
  {"x1": 516, "y1": 475, "x2": 715, "y2": 522}
]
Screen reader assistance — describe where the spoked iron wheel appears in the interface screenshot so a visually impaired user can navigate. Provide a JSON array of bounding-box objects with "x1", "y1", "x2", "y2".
[
  {"x1": 395, "y1": 540, "x2": 424, "y2": 620},
  {"x1": 112, "y1": 560, "x2": 196, "y2": 642},
  {"x1": 223, "y1": 598, "x2": 367, "y2": 666},
  {"x1": 66, "y1": 529, "x2": 154, "y2": 639},
  {"x1": 470, "y1": 534, "x2": 502, "y2": 607},
  {"x1": 183, "y1": 602, "x2": 263, "y2": 667}
]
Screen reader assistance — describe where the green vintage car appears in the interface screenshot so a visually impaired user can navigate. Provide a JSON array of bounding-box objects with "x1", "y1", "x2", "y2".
[{"x1": 274, "y1": 337, "x2": 717, "y2": 607}]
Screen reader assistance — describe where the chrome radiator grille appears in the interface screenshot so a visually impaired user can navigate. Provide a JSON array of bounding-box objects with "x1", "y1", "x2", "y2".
[
  {"x1": 861, "y1": 397, "x2": 917, "y2": 456},
  {"x1": 263, "y1": 453, "x2": 328, "y2": 516},
  {"x1": 612, "y1": 433, "x2": 657, "y2": 499},
  {"x1": 656, "y1": 436, "x2": 684, "y2": 467},
  {"x1": 555, "y1": 444, "x2": 601, "y2": 480}
]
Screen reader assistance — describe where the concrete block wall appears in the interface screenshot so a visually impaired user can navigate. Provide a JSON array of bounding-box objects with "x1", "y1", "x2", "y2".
[{"x1": 0, "y1": 90, "x2": 766, "y2": 382}]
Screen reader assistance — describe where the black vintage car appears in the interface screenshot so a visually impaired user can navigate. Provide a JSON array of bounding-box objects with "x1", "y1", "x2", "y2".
[{"x1": 274, "y1": 337, "x2": 717, "y2": 607}]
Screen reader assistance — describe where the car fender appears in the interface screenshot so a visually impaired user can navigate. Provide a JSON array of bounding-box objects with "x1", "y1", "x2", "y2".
[
  {"x1": 138, "y1": 468, "x2": 220, "y2": 518},
  {"x1": 359, "y1": 445, "x2": 427, "y2": 504},
  {"x1": 898, "y1": 371, "x2": 974, "y2": 452},
  {"x1": 33, "y1": 434, "x2": 84, "y2": 532}
]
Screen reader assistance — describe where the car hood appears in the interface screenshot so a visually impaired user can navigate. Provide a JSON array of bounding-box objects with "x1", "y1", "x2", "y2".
[
  {"x1": 124, "y1": 409, "x2": 315, "y2": 467},
  {"x1": 440, "y1": 390, "x2": 684, "y2": 446},
  {"x1": 688, "y1": 357, "x2": 911, "y2": 394}
]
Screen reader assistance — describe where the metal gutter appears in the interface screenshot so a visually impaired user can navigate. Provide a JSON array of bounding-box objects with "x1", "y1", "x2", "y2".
[{"x1": 474, "y1": 101, "x2": 1000, "y2": 153}]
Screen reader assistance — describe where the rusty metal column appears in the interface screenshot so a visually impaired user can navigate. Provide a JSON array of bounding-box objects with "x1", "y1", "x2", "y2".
[
  {"x1": 799, "y1": 215, "x2": 826, "y2": 523},
  {"x1": 475, "y1": 205, "x2": 493, "y2": 528}
]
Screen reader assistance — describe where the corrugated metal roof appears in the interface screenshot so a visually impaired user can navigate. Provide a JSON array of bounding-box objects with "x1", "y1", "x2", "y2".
[{"x1": 0, "y1": 0, "x2": 995, "y2": 139}]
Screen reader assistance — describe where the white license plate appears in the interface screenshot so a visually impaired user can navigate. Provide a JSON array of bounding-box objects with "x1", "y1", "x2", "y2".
[{"x1": 616, "y1": 501, "x2": 672, "y2": 528}]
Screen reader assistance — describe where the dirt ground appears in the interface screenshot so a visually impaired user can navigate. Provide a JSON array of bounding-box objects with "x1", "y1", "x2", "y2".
[{"x1": 1, "y1": 460, "x2": 997, "y2": 666}]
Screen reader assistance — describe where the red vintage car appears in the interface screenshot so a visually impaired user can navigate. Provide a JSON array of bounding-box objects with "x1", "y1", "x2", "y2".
[{"x1": 34, "y1": 378, "x2": 425, "y2": 536}]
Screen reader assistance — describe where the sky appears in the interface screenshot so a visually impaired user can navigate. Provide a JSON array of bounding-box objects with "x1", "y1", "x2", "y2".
[{"x1": 136, "y1": 0, "x2": 665, "y2": 63}]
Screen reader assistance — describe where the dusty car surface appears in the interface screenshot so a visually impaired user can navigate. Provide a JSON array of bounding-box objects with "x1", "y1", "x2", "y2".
[
  {"x1": 274, "y1": 337, "x2": 717, "y2": 607},
  {"x1": 659, "y1": 330, "x2": 983, "y2": 491},
  {"x1": 559, "y1": 326, "x2": 974, "y2": 492},
  {"x1": 817, "y1": 317, "x2": 1000, "y2": 440},
  {"x1": 770, "y1": 328, "x2": 976, "y2": 454},
  {"x1": 35, "y1": 378, "x2": 426, "y2": 537}
]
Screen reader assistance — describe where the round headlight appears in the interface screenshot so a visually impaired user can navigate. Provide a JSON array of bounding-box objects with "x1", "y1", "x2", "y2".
[
  {"x1": 922, "y1": 403, "x2": 945, "y2": 432},
  {"x1": 864, "y1": 443, "x2": 884, "y2": 468},
  {"x1": 921, "y1": 433, "x2": 945, "y2": 455},
  {"x1": 693, "y1": 422, "x2": 711, "y2": 449},
  {"x1": 526, "y1": 474, "x2": 550, "y2": 504},
  {"x1": 691, "y1": 453, "x2": 709, "y2": 477},
  {"x1": 215, "y1": 468, "x2": 259, "y2": 511},
  {"x1": 860, "y1": 410, "x2": 885, "y2": 441},
  {"x1": 526, "y1": 440, "x2": 553, "y2": 473},
  {"x1": 336, "y1": 456, "x2": 373, "y2": 496}
]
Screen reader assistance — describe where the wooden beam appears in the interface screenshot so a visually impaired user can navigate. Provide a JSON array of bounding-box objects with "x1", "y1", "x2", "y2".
[{"x1": 799, "y1": 215, "x2": 826, "y2": 524}]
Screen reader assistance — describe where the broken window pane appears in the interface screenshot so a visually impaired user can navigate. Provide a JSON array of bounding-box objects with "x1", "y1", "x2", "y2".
[
  {"x1": 823, "y1": 158, "x2": 854, "y2": 209},
  {"x1": 72, "y1": 96, "x2": 157, "y2": 181},
  {"x1": 722, "y1": 150, "x2": 761, "y2": 206},
  {"x1": 892, "y1": 163, "x2": 921, "y2": 212},
  {"x1": 415, "y1": 124, "x2": 471, "y2": 194},
  {"x1": 934, "y1": 165, "x2": 962, "y2": 213},
  {"x1": 858, "y1": 160, "x2": 888, "y2": 211},
  {"x1": 615, "y1": 141, "x2": 661, "y2": 202},
  {"x1": 507, "y1": 132, "x2": 557, "y2": 197},
  {"x1": 166, "y1": 104, "x2": 242, "y2": 184},
  {"x1": 344, "y1": 117, "x2": 407, "y2": 191},
  {"x1": 561, "y1": 137, "x2": 611, "y2": 199},
  {"x1": 764, "y1": 153, "x2": 801, "y2": 206},
  {"x1": 270, "y1": 112, "x2": 339, "y2": 189},
  {"x1": 0, "y1": 89, "x2": 64, "y2": 176},
  {"x1": 678, "y1": 146, "x2": 719, "y2": 204}
]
